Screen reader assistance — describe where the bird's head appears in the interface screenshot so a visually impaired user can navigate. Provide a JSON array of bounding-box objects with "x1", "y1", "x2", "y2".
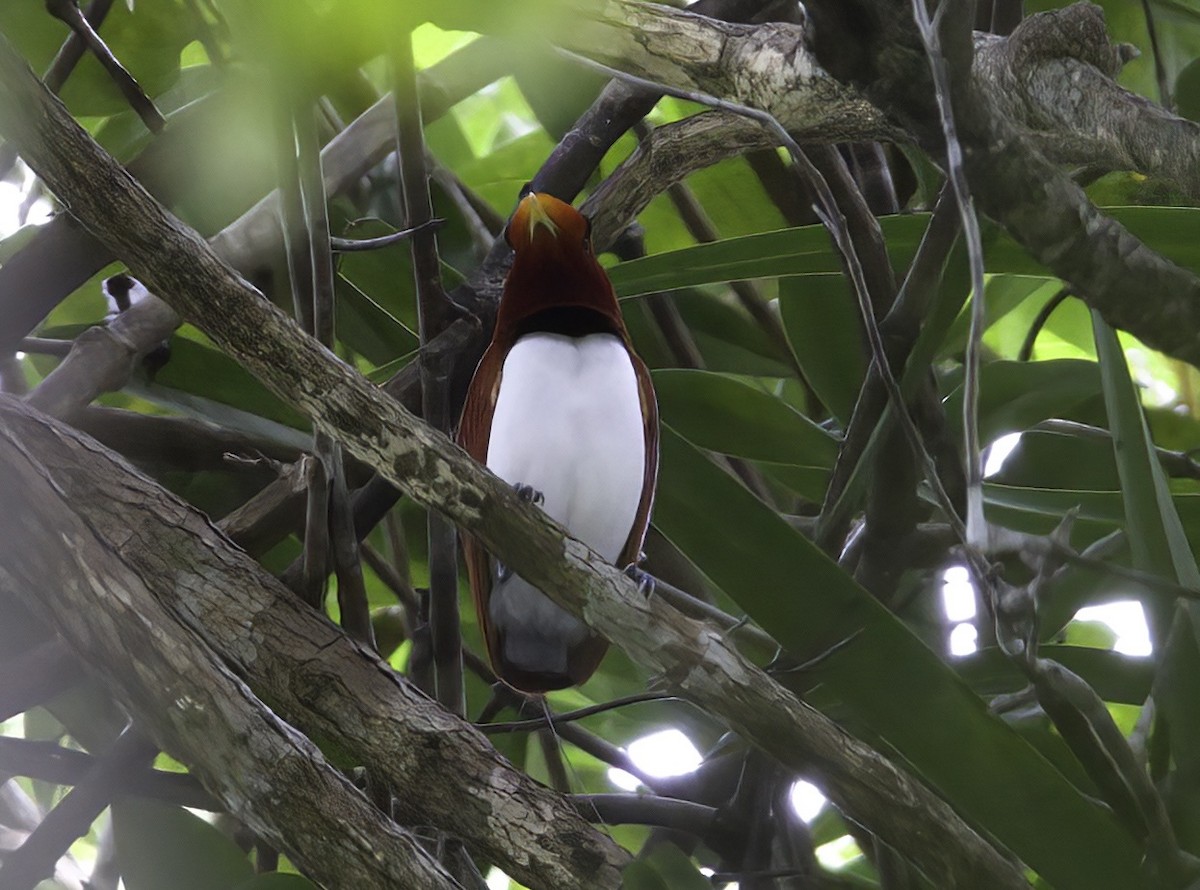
[
  {"x1": 505, "y1": 191, "x2": 591, "y2": 257},
  {"x1": 497, "y1": 191, "x2": 625, "y2": 340}
]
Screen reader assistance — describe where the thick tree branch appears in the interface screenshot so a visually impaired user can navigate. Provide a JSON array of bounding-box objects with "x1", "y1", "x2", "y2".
[
  {"x1": 0, "y1": 38, "x2": 1026, "y2": 888},
  {"x1": 562, "y1": 0, "x2": 895, "y2": 142},
  {"x1": 0, "y1": 412, "x2": 460, "y2": 890},
  {"x1": 564, "y1": 0, "x2": 1200, "y2": 368},
  {"x1": 565, "y1": 0, "x2": 1200, "y2": 196},
  {"x1": 972, "y1": 10, "x2": 1200, "y2": 193},
  {"x1": 0, "y1": 397, "x2": 626, "y2": 890}
]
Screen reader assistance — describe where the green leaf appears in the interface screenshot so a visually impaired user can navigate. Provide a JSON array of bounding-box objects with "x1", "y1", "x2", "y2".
[
  {"x1": 144, "y1": 330, "x2": 310, "y2": 433},
  {"x1": 335, "y1": 275, "x2": 419, "y2": 367},
  {"x1": 1177, "y1": 56, "x2": 1200, "y2": 122},
  {"x1": 942, "y1": 359, "x2": 1103, "y2": 444},
  {"x1": 610, "y1": 208, "x2": 1200, "y2": 300},
  {"x1": 621, "y1": 844, "x2": 710, "y2": 890},
  {"x1": 653, "y1": 370, "x2": 838, "y2": 467},
  {"x1": 0, "y1": 0, "x2": 193, "y2": 117},
  {"x1": 778, "y1": 273, "x2": 866, "y2": 424},
  {"x1": 990, "y1": 430, "x2": 1120, "y2": 492},
  {"x1": 671, "y1": 290, "x2": 794, "y2": 376},
  {"x1": 1093, "y1": 312, "x2": 1200, "y2": 854},
  {"x1": 653, "y1": 428, "x2": 1146, "y2": 889},
  {"x1": 113, "y1": 798, "x2": 254, "y2": 890},
  {"x1": 942, "y1": 275, "x2": 1053, "y2": 358}
]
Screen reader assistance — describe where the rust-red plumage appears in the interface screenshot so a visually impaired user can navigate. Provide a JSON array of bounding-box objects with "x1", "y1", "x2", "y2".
[{"x1": 457, "y1": 192, "x2": 658, "y2": 693}]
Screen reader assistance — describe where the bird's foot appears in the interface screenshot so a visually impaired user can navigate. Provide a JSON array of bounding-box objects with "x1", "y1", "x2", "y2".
[
  {"x1": 512, "y1": 482, "x2": 545, "y2": 506},
  {"x1": 623, "y1": 564, "x2": 656, "y2": 598}
]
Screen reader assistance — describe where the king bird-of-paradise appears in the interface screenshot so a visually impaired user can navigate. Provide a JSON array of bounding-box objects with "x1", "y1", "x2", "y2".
[{"x1": 457, "y1": 191, "x2": 659, "y2": 693}]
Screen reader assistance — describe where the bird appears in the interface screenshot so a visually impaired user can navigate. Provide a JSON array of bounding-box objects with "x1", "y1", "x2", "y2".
[{"x1": 457, "y1": 191, "x2": 659, "y2": 693}]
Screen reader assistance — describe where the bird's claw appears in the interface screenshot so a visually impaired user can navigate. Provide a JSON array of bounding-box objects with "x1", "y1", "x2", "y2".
[{"x1": 623, "y1": 564, "x2": 656, "y2": 598}]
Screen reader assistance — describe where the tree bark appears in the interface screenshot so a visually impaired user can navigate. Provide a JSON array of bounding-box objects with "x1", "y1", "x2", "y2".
[
  {"x1": 0, "y1": 402, "x2": 461, "y2": 890},
  {"x1": 0, "y1": 396, "x2": 627, "y2": 890},
  {"x1": 0, "y1": 38, "x2": 1029, "y2": 888},
  {"x1": 563, "y1": 0, "x2": 1200, "y2": 369}
]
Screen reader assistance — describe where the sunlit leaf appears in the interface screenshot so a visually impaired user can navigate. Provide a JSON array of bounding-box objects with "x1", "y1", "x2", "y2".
[{"x1": 114, "y1": 798, "x2": 253, "y2": 890}]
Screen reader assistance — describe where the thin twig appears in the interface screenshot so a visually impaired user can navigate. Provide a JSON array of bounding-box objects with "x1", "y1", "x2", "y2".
[
  {"x1": 42, "y1": 0, "x2": 115, "y2": 93},
  {"x1": 394, "y1": 28, "x2": 463, "y2": 715},
  {"x1": 1018, "y1": 287, "x2": 1071, "y2": 362},
  {"x1": 912, "y1": 0, "x2": 988, "y2": 550},
  {"x1": 479, "y1": 692, "x2": 677, "y2": 734},
  {"x1": 0, "y1": 727, "x2": 157, "y2": 888},
  {"x1": 44, "y1": 0, "x2": 164, "y2": 133},
  {"x1": 1139, "y1": 0, "x2": 1172, "y2": 109},
  {"x1": 0, "y1": 737, "x2": 219, "y2": 811},
  {"x1": 330, "y1": 218, "x2": 444, "y2": 252}
]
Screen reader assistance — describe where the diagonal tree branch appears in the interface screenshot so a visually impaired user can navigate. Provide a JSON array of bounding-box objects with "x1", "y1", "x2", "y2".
[
  {"x1": 0, "y1": 34, "x2": 1028, "y2": 889},
  {"x1": 0, "y1": 395, "x2": 626, "y2": 890},
  {"x1": 0, "y1": 418, "x2": 461, "y2": 890}
]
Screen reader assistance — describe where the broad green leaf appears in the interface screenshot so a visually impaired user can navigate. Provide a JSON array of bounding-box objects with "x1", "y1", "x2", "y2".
[
  {"x1": 778, "y1": 273, "x2": 865, "y2": 424},
  {"x1": 622, "y1": 844, "x2": 710, "y2": 890},
  {"x1": 610, "y1": 208, "x2": 1200, "y2": 300},
  {"x1": 114, "y1": 798, "x2": 254, "y2": 890},
  {"x1": 652, "y1": 369, "x2": 838, "y2": 467},
  {"x1": 942, "y1": 359, "x2": 1103, "y2": 444},
  {"x1": 1093, "y1": 313, "x2": 1200, "y2": 854},
  {"x1": 672, "y1": 291, "x2": 794, "y2": 376},
  {"x1": 944, "y1": 275, "x2": 1054, "y2": 358},
  {"x1": 1093, "y1": 317, "x2": 1200, "y2": 595},
  {"x1": 990, "y1": 431, "x2": 1121, "y2": 493},
  {"x1": 335, "y1": 276, "x2": 419, "y2": 367},
  {"x1": 654, "y1": 428, "x2": 1146, "y2": 889},
  {"x1": 983, "y1": 483, "x2": 1200, "y2": 552},
  {"x1": 146, "y1": 330, "x2": 310, "y2": 432},
  {"x1": 1178, "y1": 56, "x2": 1200, "y2": 122}
]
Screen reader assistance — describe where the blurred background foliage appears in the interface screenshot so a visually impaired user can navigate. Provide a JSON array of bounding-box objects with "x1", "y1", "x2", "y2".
[{"x1": 4, "y1": 0, "x2": 1200, "y2": 888}]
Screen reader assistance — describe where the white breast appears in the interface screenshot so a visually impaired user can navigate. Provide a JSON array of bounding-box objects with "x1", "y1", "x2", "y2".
[
  {"x1": 487, "y1": 331, "x2": 646, "y2": 559},
  {"x1": 484, "y1": 331, "x2": 646, "y2": 672}
]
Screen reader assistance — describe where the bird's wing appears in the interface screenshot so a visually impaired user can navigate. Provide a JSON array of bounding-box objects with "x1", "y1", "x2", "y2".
[
  {"x1": 618, "y1": 350, "x2": 659, "y2": 570},
  {"x1": 456, "y1": 343, "x2": 506, "y2": 673}
]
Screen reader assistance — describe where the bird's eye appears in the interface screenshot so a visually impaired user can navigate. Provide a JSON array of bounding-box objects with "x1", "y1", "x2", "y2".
[{"x1": 518, "y1": 181, "x2": 534, "y2": 199}]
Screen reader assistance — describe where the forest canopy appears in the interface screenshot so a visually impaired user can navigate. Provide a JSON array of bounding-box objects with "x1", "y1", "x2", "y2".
[{"x1": 4, "y1": 1, "x2": 1200, "y2": 888}]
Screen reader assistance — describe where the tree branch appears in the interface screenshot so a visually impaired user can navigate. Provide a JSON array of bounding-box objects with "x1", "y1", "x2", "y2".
[
  {"x1": 565, "y1": 1, "x2": 1200, "y2": 368},
  {"x1": 0, "y1": 397, "x2": 627, "y2": 890},
  {"x1": 0, "y1": 413, "x2": 461, "y2": 890},
  {"x1": 0, "y1": 38, "x2": 1027, "y2": 889}
]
